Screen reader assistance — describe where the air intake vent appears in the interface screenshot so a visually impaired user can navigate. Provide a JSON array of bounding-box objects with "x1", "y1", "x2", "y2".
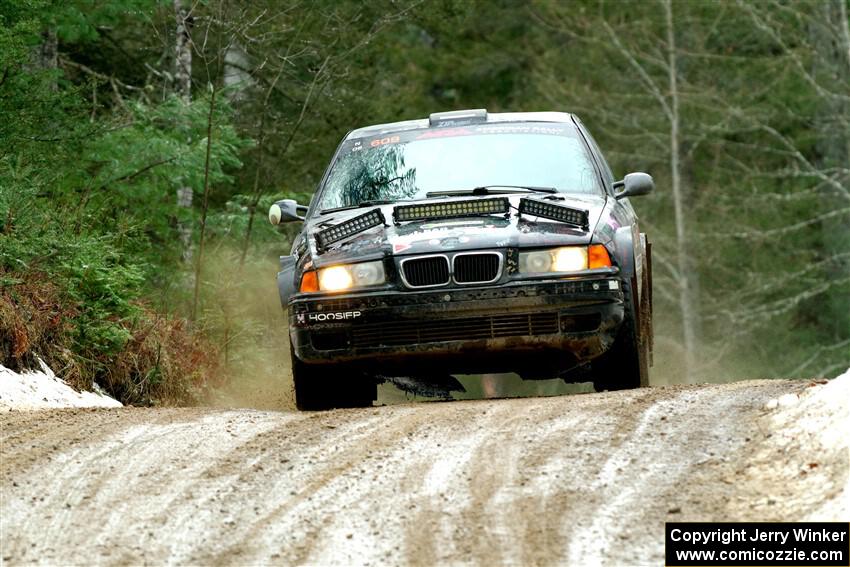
[
  {"x1": 453, "y1": 253, "x2": 501, "y2": 284},
  {"x1": 401, "y1": 256, "x2": 450, "y2": 288},
  {"x1": 351, "y1": 312, "x2": 560, "y2": 348}
]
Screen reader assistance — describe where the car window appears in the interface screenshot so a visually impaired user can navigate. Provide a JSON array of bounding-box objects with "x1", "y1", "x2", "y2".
[
  {"x1": 574, "y1": 119, "x2": 615, "y2": 189},
  {"x1": 317, "y1": 123, "x2": 602, "y2": 210}
]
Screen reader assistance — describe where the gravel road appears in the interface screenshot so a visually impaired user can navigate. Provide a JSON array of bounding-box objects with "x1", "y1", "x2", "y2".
[{"x1": 1, "y1": 377, "x2": 847, "y2": 566}]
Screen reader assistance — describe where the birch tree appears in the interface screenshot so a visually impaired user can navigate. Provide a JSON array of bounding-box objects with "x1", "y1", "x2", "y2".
[
  {"x1": 175, "y1": 0, "x2": 193, "y2": 263},
  {"x1": 533, "y1": 0, "x2": 706, "y2": 381},
  {"x1": 706, "y1": 0, "x2": 850, "y2": 378},
  {"x1": 531, "y1": 0, "x2": 849, "y2": 380}
]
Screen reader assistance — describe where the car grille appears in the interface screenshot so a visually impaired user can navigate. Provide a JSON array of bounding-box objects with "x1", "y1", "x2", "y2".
[
  {"x1": 350, "y1": 312, "x2": 559, "y2": 347},
  {"x1": 401, "y1": 256, "x2": 450, "y2": 287},
  {"x1": 291, "y1": 279, "x2": 617, "y2": 315},
  {"x1": 453, "y1": 253, "x2": 501, "y2": 284}
]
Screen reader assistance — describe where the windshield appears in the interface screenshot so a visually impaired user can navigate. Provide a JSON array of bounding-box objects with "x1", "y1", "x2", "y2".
[{"x1": 317, "y1": 122, "x2": 601, "y2": 211}]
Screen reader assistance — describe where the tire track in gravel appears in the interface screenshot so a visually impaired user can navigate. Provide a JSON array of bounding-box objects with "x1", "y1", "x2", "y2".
[
  {"x1": 198, "y1": 407, "x2": 428, "y2": 565},
  {"x1": 564, "y1": 380, "x2": 808, "y2": 566},
  {"x1": 395, "y1": 389, "x2": 654, "y2": 565},
  {"x1": 1, "y1": 410, "x2": 291, "y2": 565},
  {"x1": 564, "y1": 388, "x2": 717, "y2": 566},
  {"x1": 512, "y1": 388, "x2": 654, "y2": 565},
  {"x1": 1, "y1": 378, "x2": 842, "y2": 567}
]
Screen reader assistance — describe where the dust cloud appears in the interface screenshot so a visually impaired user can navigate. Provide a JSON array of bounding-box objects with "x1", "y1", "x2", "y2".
[{"x1": 196, "y1": 246, "x2": 783, "y2": 410}]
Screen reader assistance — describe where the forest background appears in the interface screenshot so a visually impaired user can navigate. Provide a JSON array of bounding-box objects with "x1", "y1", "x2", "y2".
[{"x1": 1, "y1": 0, "x2": 847, "y2": 405}]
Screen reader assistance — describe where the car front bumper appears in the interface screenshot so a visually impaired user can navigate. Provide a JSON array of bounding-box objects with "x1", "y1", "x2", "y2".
[{"x1": 288, "y1": 276, "x2": 625, "y2": 374}]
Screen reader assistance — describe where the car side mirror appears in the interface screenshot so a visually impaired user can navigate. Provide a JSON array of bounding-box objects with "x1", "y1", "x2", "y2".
[
  {"x1": 613, "y1": 172, "x2": 654, "y2": 199},
  {"x1": 269, "y1": 199, "x2": 308, "y2": 224}
]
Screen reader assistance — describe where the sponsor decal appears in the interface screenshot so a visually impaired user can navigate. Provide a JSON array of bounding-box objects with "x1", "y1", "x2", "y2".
[
  {"x1": 419, "y1": 220, "x2": 485, "y2": 229},
  {"x1": 302, "y1": 311, "x2": 362, "y2": 324},
  {"x1": 369, "y1": 135, "x2": 400, "y2": 147},
  {"x1": 415, "y1": 127, "x2": 472, "y2": 139},
  {"x1": 389, "y1": 225, "x2": 501, "y2": 249}
]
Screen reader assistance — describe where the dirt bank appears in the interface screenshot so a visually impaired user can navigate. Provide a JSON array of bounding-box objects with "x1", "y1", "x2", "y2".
[{"x1": 1, "y1": 377, "x2": 847, "y2": 566}]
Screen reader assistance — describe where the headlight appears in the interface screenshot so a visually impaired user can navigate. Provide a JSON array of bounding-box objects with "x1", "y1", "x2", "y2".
[
  {"x1": 318, "y1": 266, "x2": 353, "y2": 291},
  {"x1": 519, "y1": 246, "x2": 589, "y2": 274},
  {"x1": 316, "y1": 260, "x2": 386, "y2": 292},
  {"x1": 553, "y1": 247, "x2": 588, "y2": 272}
]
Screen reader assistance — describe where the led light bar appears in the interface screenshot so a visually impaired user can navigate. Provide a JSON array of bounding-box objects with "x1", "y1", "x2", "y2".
[
  {"x1": 518, "y1": 198, "x2": 589, "y2": 230},
  {"x1": 315, "y1": 208, "x2": 385, "y2": 252},
  {"x1": 429, "y1": 108, "x2": 487, "y2": 127},
  {"x1": 393, "y1": 197, "x2": 510, "y2": 223}
]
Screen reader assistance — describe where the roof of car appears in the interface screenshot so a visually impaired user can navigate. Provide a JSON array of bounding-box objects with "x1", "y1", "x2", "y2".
[{"x1": 346, "y1": 110, "x2": 576, "y2": 140}]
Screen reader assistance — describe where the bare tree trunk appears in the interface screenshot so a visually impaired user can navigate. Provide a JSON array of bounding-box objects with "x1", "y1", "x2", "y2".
[
  {"x1": 238, "y1": 67, "x2": 283, "y2": 270},
  {"x1": 175, "y1": 0, "x2": 193, "y2": 264},
  {"x1": 191, "y1": 88, "x2": 217, "y2": 322},
  {"x1": 174, "y1": 0, "x2": 192, "y2": 100},
  {"x1": 812, "y1": 0, "x2": 850, "y2": 358},
  {"x1": 835, "y1": 0, "x2": 850, "y2": 171},
  {"x1": 29, "y1": 29, "x2": 58, "y2": 91},
  {"x1": 37, "y1": 30, "x2": 57, "y2": 72},
  {"x1": 239, "y1": 55, "x2": 332, "y2": 269},
  {"x1": 223, "y1": 41, "x2": 253, "y2": 101},
  {"x1": 238, "y1": 112, "x2": 268, "y2": 270},
  {"x1": 838, "y1": 0, "x2": 850, "y2": 73},
  {"x1": 664, "y1": 0, "x2": 698, "y2": 382}
]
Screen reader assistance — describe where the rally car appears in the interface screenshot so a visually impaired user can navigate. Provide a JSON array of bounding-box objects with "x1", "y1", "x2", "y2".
[{"x1": 269, "y1": 109, "x2": 653, "y2": 410}]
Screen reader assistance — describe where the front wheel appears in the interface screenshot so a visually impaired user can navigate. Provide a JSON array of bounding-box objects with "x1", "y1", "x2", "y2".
[
  {"x1": 592, "y1": 275, "x2": 649, "y2": 392},
  {"x1": 290, "y1": 342, "x2": 376, "y2": 411}
]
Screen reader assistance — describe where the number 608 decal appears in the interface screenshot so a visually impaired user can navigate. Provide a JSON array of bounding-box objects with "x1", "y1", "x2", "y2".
[{"x1": 370, "y1": 135, "x2": 400, "y2": 147}]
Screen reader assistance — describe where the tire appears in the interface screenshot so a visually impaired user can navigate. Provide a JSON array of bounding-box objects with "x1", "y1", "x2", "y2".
[
  {"x1": 642, "y1": 235, "x2": 654, "y2": 367},
  {"x1": 592, "y1": 275, "x2": 649, "y2": 392},
  {"x1": 290, "y1": 342, "x2": 376, "y2": 411}
]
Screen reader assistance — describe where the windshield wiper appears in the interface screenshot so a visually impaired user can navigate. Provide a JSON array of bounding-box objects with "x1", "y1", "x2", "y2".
[
  {"x1": 319, "y1": 199, "x2": 397, "y2": 215},
  {"x1": 426, "y1": 185, "x2": 558, "y2": 198},
  {"x1": 320, "y1": 185, "x2": 559, "y2": 214}
]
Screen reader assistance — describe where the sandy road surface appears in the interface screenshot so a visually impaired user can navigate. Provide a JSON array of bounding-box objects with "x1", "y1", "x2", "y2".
[{"x1": 1, "y1": 378, "x2": 848, "y2": 566}]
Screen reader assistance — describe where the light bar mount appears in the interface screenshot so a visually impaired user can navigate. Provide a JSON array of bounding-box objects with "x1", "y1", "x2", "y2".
[
  {"x1": 315, "y1": 208, "x2": 386, "y2": 253},
  {"x1": 392, "y1": 197, "x2": 510, "y2": 225},
  {"x1": 517, "y1": 197, "x2": 589, "y2": 230}
]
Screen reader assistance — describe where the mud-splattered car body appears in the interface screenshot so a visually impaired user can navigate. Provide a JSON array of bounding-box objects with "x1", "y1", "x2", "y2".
[{"x1": 271, "y1": 110, "x2": 654, "y2": 409}]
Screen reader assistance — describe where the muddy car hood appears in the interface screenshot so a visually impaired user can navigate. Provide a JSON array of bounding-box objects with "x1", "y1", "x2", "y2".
[{"x1": 307, "y1": 194, "x2": 608, "y2": 268}]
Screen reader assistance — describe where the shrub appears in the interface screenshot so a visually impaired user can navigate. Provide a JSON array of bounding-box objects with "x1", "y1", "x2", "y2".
[
  {"x1": 0, "y1": 268, "x2": 221, "y2": 405},
  {"x1": 0, "y1": 187, "x2": 221, "y2": 405}
]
